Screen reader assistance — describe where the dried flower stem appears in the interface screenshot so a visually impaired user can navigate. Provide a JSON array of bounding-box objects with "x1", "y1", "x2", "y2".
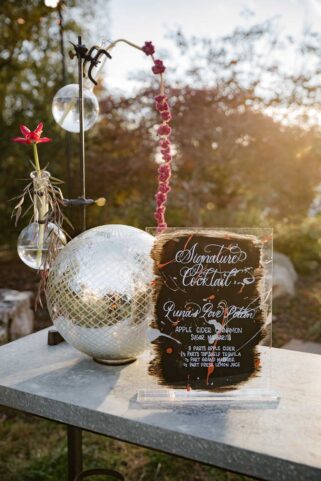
[{"x1": 106, "y1": 39, "x2": 172, "y2": 233}]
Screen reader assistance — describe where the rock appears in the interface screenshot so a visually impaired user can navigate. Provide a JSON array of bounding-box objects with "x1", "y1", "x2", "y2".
[
  {"x1": 0, "y1": 289, "x2": 34, "y2": 343},
  {"x1": 282, "y1": 339, "x2": 321, "y2": 354},
  {"x1": 273, "y1": 252, "x2": 298, "y2": 299}
]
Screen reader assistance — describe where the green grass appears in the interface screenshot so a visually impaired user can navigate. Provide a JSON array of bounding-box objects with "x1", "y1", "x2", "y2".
[{"x1": 0, "y1": 409, "x2": 256, "y2": 481}]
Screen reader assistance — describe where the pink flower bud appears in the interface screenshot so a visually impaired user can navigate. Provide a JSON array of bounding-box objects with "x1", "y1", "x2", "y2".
[
  {"x1": 162, "y1": 153, "x2": 172, "y2": 162},
  {"x1": 142, "y1": 41, "x2": 155, "y2": 56},
  {"x1": 159, "y1": 183, "x2": 171, "y2": 194},
  {"x1": 156, "y1": 191, "x2": 167, "y2": 205},
  {"x1": 159, "y1": 172, "x2": 170, "y2": 182},
  {"x1": 157, "y1": 222, "x2": 167, "y2": 233},
  {"x1": 152, "y1": 59, "x2": 166, "y2": 74},
  {"x1": 161, "y1": 111, "x2": 172, "y2": 121},
  {"x1": 155, "y1": 101, "x2": 169, "y2": 112},
  {"x1": 161, "y1": 146, "x2": 170, "y2": 155},
  {"x1": 156, "y1": 205, "x2": 166, "y2": 215},
  {"x1": 157, "y1": 124, "x2": 171, "y2": 136},
  {"x1": 155, "y1": 95, "x2": 167, "y2": 103},
  {"x1": 159, "y1": 139, "x2": 170, "y2": 148},
  {"x1": 159, "y1": 163, "x2": 170, "y2": 174},
  {"x1": 154, "y1": 205, "x2": 166, "y2": 221}
]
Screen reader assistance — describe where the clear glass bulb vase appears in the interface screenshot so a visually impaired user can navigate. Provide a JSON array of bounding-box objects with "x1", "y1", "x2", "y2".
[
  {"x1": 52, "y1": 84, "x2": 99, "y2": 133},
  {"x1": 17, "y1": 171, "x2": 66, "y2": 270}
]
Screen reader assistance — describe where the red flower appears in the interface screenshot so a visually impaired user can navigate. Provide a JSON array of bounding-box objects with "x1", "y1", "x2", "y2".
[
  {"x1": 142, "y1": 41, "x2": 155, "y2": 56},
  {"x1": 152, "y1": 59, "x2": 166, "y2": 74},
  {"x1": 12, "y1": 123, "x2": 52, "y2": 145},
  {"x1": 157, "y1": 124, "x2": 171, "y2": 136}
]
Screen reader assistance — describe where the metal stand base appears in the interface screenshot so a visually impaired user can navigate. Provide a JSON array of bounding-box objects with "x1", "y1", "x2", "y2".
[{"x1": 94, "y1": 357, "x2": 136, "y2": 366}]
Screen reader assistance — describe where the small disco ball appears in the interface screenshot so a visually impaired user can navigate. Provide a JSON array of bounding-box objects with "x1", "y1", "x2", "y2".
[
  {"x1": 52, "y1": 83, "x2": 99, "y2": 133},
  {"x1": 46, "y1": 225, "x2": 155, "y2": 364}
]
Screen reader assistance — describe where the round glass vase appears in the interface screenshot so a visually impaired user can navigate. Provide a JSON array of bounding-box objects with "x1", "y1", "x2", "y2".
[{"x1": 17, "y1": 170, "x2": 66, "y2": 270}]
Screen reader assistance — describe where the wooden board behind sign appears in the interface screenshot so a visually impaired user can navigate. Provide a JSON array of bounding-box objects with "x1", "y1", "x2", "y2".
[{"x1": 149, "y1": 229, "x2": 268, "y2": 391}]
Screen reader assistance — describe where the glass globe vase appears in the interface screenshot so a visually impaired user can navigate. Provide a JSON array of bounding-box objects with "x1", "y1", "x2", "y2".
[
  {"x1": 17, "y1": 222, "x2": 66, "y2": 270},
  {"x1": 52, "y1": 83, "x2": 99, "y2": 133},
  {"x1": 17, "y1": 170, "x2": 66, "y2": 270}
]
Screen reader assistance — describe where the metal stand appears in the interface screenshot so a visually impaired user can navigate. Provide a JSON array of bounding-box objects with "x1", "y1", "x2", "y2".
[
  {"x1": 62, "y1": 35, "x2": 111, "y2": 232},
  {"x1": 66, "y1": 36, "x2": 86, "y2": 481},
  {"x1": 76, "y1": 35, "x2": 87, "y2": 232},
  {"x1": 67, "y1": 425, "x2": 83, "y2": 481},
  {"x1": 52, "y1": 36, "x2": 111, "y2": 481}
]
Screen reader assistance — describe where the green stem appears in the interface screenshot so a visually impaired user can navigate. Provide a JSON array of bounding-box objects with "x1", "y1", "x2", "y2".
[
  {"x1": 33, "y1": 143, "x2": 41, "y2": 173},
  {"x1": 32, "y1": 142, "x2": 45, "y2": 268}
]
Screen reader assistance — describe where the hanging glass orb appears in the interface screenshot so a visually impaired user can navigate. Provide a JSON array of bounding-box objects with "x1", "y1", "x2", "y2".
[
  {"x1": 52, "y1": 83, "x2": 99, "y2": 133},
  {"x1": 17, "y1": 222, "x2": 66, "y2": 270},
  {"x1": 46, "y1": 225, "x2": 154, "y2": 364}
]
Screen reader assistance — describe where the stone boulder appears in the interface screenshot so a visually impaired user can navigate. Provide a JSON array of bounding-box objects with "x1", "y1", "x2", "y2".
[
  {"x1": 273, "y1": 252, "x2": 298, "y2": 299},
  {"x1": 0, "y1": 289, "x2": 34, "y2": 343}
]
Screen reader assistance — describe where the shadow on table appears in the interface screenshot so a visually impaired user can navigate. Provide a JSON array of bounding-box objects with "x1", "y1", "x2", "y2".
[{"x1": 8, "y1": 357, "x2": 123, "y2": 410}]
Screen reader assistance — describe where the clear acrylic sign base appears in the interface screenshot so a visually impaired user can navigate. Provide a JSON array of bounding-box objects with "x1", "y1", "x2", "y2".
[{"x1": 137, "y1": 388, "x2": 280, "y2": 404}]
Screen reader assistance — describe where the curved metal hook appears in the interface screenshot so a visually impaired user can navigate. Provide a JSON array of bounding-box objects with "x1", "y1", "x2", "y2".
[
  {"x1": 83, "y1": 45, "x2": 99, "y2": 76},
  {"x1": 87, "y1": 49, "x2": 112, "y2": 86}
]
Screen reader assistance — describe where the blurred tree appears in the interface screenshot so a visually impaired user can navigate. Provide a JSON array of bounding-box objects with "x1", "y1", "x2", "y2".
[
  {"x1": 86, "y1": 84, "x2": 321, "y2": 231},
  {"x1": 169, "y1": 20, "x2": 321, "y2": 111},
  {"x1": 89, "y1": 21, "x2": 321, "y2": 231},
  {"x1": 2, "y1": 11, "x2": 321, "y2": 250}
]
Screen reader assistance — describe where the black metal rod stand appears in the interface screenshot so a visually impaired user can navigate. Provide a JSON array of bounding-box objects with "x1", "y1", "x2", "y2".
[
  {"x1": 67, "y1": 425, "x2": 83, "y2": 481},
  {"x1": 58, "y1": 4, "x2": 72, "y2": 197},
  {"x1": 63, "y1": 35, "x2": 112, "y2": 481},
  {"x1": 77, "y1": 35, "x2": 86, "y2": 231},
  {"x1": 66, "y1": 37, "x2": 87, "y2": 481}
]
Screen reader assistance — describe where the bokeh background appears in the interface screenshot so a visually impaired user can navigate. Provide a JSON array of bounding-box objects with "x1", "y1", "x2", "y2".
[{"x1": 1, "y1": 1, "x2": 321, "y2": 480}]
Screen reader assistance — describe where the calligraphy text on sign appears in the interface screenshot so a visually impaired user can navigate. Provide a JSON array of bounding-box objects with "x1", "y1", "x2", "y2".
[{"x1": 149, "y1": 230, "x2": 268, "y2": 390}]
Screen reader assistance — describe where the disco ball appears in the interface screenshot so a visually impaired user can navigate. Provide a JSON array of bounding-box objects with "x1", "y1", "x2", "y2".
[
  {"x1": 46, "y1": 225, "x2": 155, "y2": 364},
  {"x1": 52, "y1": 83, "x2": 99, "y2": 133}
]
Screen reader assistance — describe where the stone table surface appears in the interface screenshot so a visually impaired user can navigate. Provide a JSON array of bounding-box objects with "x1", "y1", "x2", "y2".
[{"x1": 0, "y1": 329, "x2": 320, "y2": 481}]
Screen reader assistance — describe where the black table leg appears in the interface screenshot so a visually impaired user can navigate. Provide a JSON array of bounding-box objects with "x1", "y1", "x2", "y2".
[{"x1": 67, "y1": 425, "x2": 83, "y2": 481}]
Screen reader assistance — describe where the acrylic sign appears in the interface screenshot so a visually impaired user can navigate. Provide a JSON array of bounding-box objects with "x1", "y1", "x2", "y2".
[{"x1": 146, "y1": 228, "x2": 272, "y2": 394}]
